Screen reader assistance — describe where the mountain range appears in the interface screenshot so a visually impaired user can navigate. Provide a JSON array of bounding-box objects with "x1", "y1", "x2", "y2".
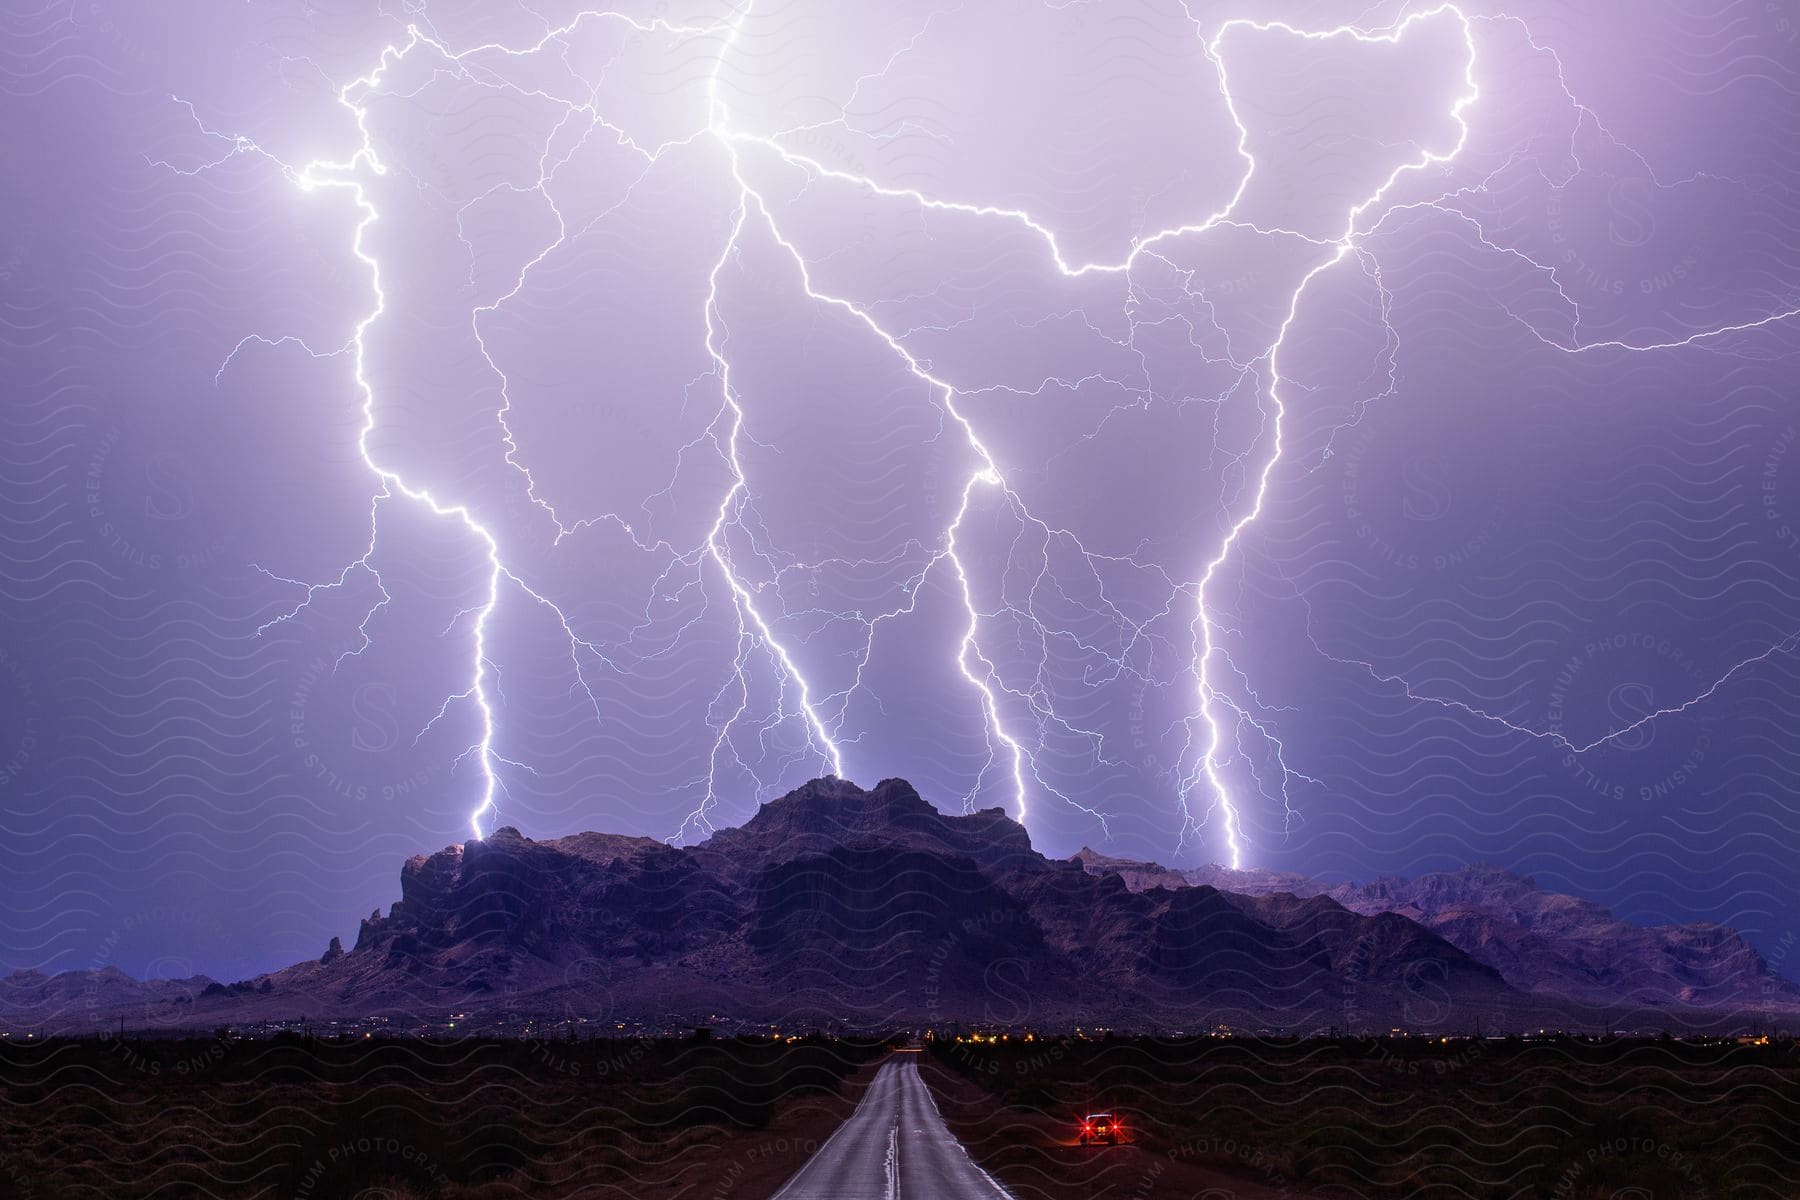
[
  {"x1": 1075, "y1": 850, "x2": 1800, "y2": 1016},
  {"x1": 4, "y1": 777, "x2": 1795, "y2": 1035}
]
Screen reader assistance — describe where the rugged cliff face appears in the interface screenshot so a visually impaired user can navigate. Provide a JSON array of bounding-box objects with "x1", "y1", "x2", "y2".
[
  {"x1": 1078, "y1": 851, "x2": 1800, "y2": 1012},
  {"x1": 305, "y1": 777, "x2": 1509, "y2": 1029},
  {"x1": 5, "y1": 779, "x2": 1792, "y2": 1034}
]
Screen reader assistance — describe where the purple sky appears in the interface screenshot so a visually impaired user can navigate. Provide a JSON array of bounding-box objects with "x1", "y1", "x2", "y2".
[{"x1": 5, "y1": 0, "x2": 1800, "y2": 984}]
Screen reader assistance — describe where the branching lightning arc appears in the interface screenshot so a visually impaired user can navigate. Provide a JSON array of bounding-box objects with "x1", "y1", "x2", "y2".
[{"x1": 168, "y1": 2, "x2": 1800, "y2": 864}]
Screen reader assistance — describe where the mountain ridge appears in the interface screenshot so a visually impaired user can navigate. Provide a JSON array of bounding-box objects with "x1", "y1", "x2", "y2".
[
  {"x1": 3, "y1": 778, "x2": 1794, "y2": 1035},
  {"x1": 1074, "y1": 849, "x2": 1800, "y2": 1012}
]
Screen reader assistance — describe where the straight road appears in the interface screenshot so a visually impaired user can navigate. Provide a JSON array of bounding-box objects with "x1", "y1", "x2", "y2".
[{"x1": 771, "y1": 1055, "x2": 1016, "y2": 1199}]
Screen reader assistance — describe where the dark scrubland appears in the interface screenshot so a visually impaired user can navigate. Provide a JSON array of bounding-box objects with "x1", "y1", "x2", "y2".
[
  {"x1": 926, "y1": 1034, "x2": 1800, "y2": 1199},
  {"x1": 0, "y1": 1033, "x2": 887, "y2": 1199}
]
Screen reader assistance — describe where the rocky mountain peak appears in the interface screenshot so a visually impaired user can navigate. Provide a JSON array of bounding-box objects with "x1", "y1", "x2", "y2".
[
  {"x1": 706, "y1": 776, "x2": 1036, "y2": 870},
  {"x1": 10, "y1": 779, "x2": 1795, "y2": 1035}
]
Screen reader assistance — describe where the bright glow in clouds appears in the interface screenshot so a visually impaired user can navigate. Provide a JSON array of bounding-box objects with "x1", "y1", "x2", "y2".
[{"x1": 175, "y1": 0, "x2": 1800, "y2": 865}]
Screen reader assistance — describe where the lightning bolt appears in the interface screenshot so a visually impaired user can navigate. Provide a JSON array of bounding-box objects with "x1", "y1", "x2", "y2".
[
  {"x1": 164, "y1": 1, "x2": 1800, "y2": 863},
  {"x1": 171, "y1": 22, "x2": 723, "y2": 841},
  {"x1": 1314, "y1": 631, "x2": 1800, "y2": 756},
  {"x1": 1295, "y1": 13, "x2": 1800, "y2": 772},
  {"x1": 707, "y1": 4, "x2": 1482, "y2": 866}
]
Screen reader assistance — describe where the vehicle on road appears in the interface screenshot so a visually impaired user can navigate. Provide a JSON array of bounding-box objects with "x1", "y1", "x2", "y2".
[{"x1": 1078, "y1": 1112, "x2": 1122, "y2": 1145}]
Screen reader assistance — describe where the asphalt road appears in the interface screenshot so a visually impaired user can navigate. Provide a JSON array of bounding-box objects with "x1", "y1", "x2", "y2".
[{"x1": 771, "y1": 1055, "x2": 1017, "y2": 1199}]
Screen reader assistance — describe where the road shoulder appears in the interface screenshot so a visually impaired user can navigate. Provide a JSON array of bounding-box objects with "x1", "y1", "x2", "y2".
[{"x1": 663, "y1": 1054, "x2": 886, "y2": 1200}]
